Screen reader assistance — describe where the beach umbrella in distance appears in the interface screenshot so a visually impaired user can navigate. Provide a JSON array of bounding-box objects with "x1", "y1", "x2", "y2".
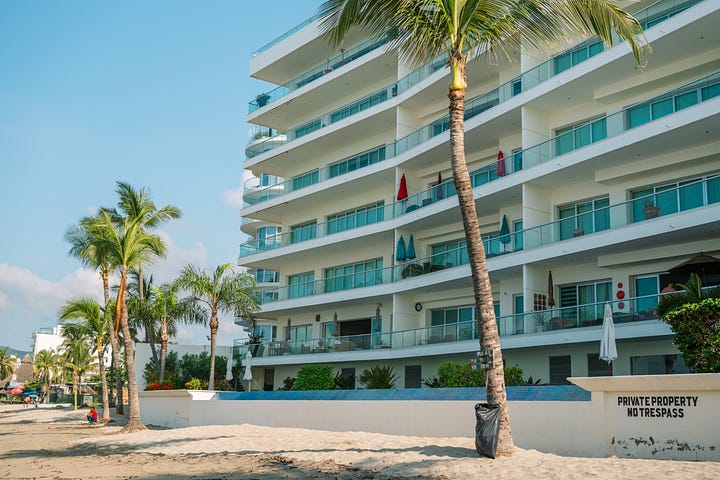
[
  {"x1": 396, "y1": 235, "x2": 407, "y2": 262},
  {"x1": 496, "y1": 150, "x2": 506, "y2": 177},
  {"x1": 499, "y1": 215, "x2": 510, "y2": 251},
  {"x1": 600, "y1": 303, "x2": 618, "y2": 375},
  {"x1": 8, "y1": 385, "x2": 24, "y2": 395},
  {"x1": 436, "y1": 172, "x2": 444, "y2": 200},
  {"x1": 407, "y1": 234, "x2": 416, "y2": 260},
  {"x1": 547, "y1": 270, "x2": 556, "y2": 307},
  {"x1": 397, "y1": 174, "x2": 408, "y2": 201},
  {"x1": 243, "y1": 350, "x2": 253, "y2": 391}
]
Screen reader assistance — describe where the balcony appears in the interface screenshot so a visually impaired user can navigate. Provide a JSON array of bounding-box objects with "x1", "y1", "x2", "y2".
[
  {"x1": 247, "y1": 175, "x2": 719, "y2": 303},
  {"x1": 233, "y1": 294, "x2": 667, "y2": 359},
  {"x1": 244, "y1": 0, "x2": 704, "y2": 163}
]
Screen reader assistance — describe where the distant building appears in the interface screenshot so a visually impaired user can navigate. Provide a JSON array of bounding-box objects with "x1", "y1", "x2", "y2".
[{"x1": 237, "y1": 0, "x2": 719, "y2": 389}]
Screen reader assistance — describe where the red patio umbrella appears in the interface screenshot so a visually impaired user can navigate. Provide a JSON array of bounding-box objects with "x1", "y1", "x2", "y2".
[
  {"x1": 496, "y1": 150, "x2": 506, "y2": 177},
  {"x1": 397, "y1": 174, "x2": 408, "y2": 201},
  {"x1": 8, "y1": 385, "x2": 25, "y2": 395}
]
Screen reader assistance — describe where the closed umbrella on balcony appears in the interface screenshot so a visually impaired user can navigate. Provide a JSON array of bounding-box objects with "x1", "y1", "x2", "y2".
[
  {"x1": 600, "y1": 303, "x2": 618, "y2": 375},
  {"x1": 496, "y1": 150, "x2": 506, "y2": 177},
  {"x1": 243, "y1": 350, "x2": 253, "y2": 391},
  {"x1": 397, "y1": 174, "x2": 408, "y2": 201},
  {"x1": 286, "y1": 318, "x2": 292, "y2": 341},
  {"x1": 436, "y1": 172, "x2": 444, "y2": 200},
  {"x1": 226, "y1": 347, "x2": 233, "y2": 381},
  {"x1": 547, "y1": 270, "x2": 556, "y2": 308},
  {"x1": 499, "y1": 215, "x2": 510, "y2": 251},
  {"x1": 407, "y1": 234, "x2": 416, "y2": 260},
  {"x1": 396, "y1": 235, "x2": 407, "y2": 262}
]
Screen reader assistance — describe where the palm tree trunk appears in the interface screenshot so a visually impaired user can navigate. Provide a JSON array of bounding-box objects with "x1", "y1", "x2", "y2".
[
  {"x1": 159, "y1": 327, "x2": 168, "y2": 383},
  {"x1": 448, "y1": 83, "x2": 514, "y2": 454},
  {"x1": 97, "y1": 343, "x2": 110, "y2": 422},
  {"x1": 118, "y1": 271, "x2": 146, "y2": 432},
  {"x1": 102, "y1": 271, "x2": 123, "y2": 415},
  {"x1": 208, "y1": 311, "x2": 218, "y2": 390}
]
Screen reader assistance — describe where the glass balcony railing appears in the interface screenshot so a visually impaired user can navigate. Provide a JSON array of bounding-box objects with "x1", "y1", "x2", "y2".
[
  {"x1": 240, "y1": 69, "x2": 720, "y2": 257},
  {"x1": 247, "y1": 175, "x2": 718, "y2": 303},
  {"x1": 244, "y1": 0, "x2": 705, "y2": 196},
  {"x1": 251, "y1": 14, "x2": 319, "y2": 58},
  {"x1": 249, "y1": 37, "x2": 392, "y2": 112},
  {"x1": 234, "y1": 293, "x2": 668, "y2": 359}
]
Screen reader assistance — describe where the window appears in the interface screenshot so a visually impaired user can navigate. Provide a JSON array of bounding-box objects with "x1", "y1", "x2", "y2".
[
  {"x1": 405, "y1": 365, "x2": 422, "y2": 388},
  {"x1": 289, "y1": 324, "x2": 313, "y2": 353},
  {"x1": 294, "y1": 118, "x2": 321, "y2": 138},
  {"x1": 511, "y1": 79, "x2": 522, "y2": 96},
  {"x1": 558, "y1": 197, "x2": 610, "y2": 240},
  {"x1": 327, "y1": 202, "x2": 385, "y2": 234},
  {"x1": 513, "y1": 219, "x2": 523, "y2": 251},
  {"x1": 257, "y1": 226, "x2": 281, "y2": 250},
  {"x1": 291, "y1": 170, "x2": 319, "y2": 191},
  {"x1": 634, "y1": 275, "x2": 660, "y2": 315},
  {"x1": 513, "y1": 294, "x2": 524, "y2": 334},
  {"x1": 553, "y1": 40, "x2": 604, "y2": 74},
  {"x1": 555, "y1": 117, "x2": 607, "y2": 156},
  {"x1": 254, "y1": 269, "x2": 279, "y2": 283},
  {"x1": 329, "y1": 146, "x2": 386, "y2": 178},
  {"x1": 290, "y1": 221, "x2": 317, "y2": 244},
  {"x1": 588, "y1": 353, "x2": 611, "y2": 377},
  {"x1": 324, "y1": 258, "x2": 383, "y2": 293},
  {"x1": 631, "y1": 354, "x2": 689, "y2": 375},
  {"x1": 559, "y1": 280, "x2": 611, "y2": 325},
  {"x1": 431, "y1": 240, "x2": 468, "y2": 268},
  {"x1": 253, "y1": 325, "x2": 277, "y2": 342},
  {"x1": 549, "y1": 355, "x2": 571, "y2": 385},
  {"x1": 330, "y1": 90, "x2": 388, "y2": 123},
  {"x1": 288, "y1": 272, "x2": 314, "y2": 299},
  {"x1": 512, "y1": 148, "x2": 522, "y2": 173},
  {"x1": 339, "y1": 368, "x2": 356, "y2": 389},
  {"x1": 631, "y1": 174, "x2": 720, "y2": 222},
  {"x1": 431, "y1": 306, "x2": 477, "y2": 342},
  {"x1": 263, "y1": 368, "x2": 274, "y2": 391}
]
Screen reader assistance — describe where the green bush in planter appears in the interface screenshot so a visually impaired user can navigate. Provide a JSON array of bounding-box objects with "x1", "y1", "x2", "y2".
[{"x1": 293, "y1": 364, "x2": 335, "y2": 390}]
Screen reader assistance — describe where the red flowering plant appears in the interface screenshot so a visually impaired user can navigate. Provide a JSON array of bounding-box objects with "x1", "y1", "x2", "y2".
[
  {"x1": 214, "y1": 380, "x2": 234, "y2": 391},
  {"x1": 145, "y1": 381, "x2": 173, "y2": 391}
]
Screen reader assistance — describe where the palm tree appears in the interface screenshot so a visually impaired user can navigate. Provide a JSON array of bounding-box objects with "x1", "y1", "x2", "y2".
[
  {"x1": 59, "y1": 297, "x2": 112, "y2": 421},
  {"x1": 85, "y1": 182, "x2": 180, "y2": 432},
  {"x1": 66, "y1": 213, "x2": 125, "y2": 415},
  {"x1": 33, "y1": 349, "x2": 60, "y2": 404},
  {"x1": 175, "y1": 263, "x2": 258, "y2": 390},
  {"x1": 319, "y1": 0, "x2": 648, "y2": 454},
  {"x1": 0, "y1": 346, "x2": 16, "y2": 381},
  {"x1": 127, "y1": 271, "x2": 161, "y2": 370},
  {"x1": 656, "y1": 273, "x2": 720, "y2": 318},
  {"x1": 60, "y1": 329, "x2": 96, "y2": 410},
  {"x1": 151, "y1": 283, "x2": 206, "y2": 383}
]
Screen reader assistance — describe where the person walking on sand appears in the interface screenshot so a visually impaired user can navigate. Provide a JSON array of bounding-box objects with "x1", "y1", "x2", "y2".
[
  {"x1": 23, "y1": 395, "x2": 30, "y2": 408},
  {"x1": 86, "y1": 407, "x2": 98, "y2": 424}
]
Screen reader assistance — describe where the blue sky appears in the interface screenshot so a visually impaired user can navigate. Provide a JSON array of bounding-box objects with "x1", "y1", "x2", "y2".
[{"x1": 0, "y1": 0, "x2": 317, "y2": 350}]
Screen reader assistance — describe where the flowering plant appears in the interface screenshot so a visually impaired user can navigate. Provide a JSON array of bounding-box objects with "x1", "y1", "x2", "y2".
[
  {"x1": 214, "y1": 380, "x2": 233, "y2": 391},
  {"x1": 145, "y1": 382, "x2": 173, "y2": 391}
]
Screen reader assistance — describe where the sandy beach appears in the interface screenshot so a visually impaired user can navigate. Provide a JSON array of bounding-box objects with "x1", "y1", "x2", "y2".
[{"x1": 1, "y1": 404, "x2": 719, "y2": 479}]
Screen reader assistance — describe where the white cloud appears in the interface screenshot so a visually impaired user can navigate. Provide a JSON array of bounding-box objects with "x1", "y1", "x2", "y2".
[
  {"x1": 222, "y1": 187, "x2": 244, "y2": 209},
  {"x1": 149, "y1": 231, "x2": 207, "y2": 283}
]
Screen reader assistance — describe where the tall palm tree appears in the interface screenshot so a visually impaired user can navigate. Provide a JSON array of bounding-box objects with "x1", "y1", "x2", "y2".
[
  {"x1": 66, "y1": 213, "x2": 125, "y2": 415},
  {"x1": 60, "y1": 329, "x2": 96, "y2": 410},
  {"x1": 127, "y1": 271, "x2": 161, "y2": 370},
  {"x1": 33, "y1": 349, "x2": 60, "y2": 404},
  {"x1": 175, "y1": 263, "x2": 258, "y2": 390},
  {"x1": 85, "y1": 182, "x2": 180, "y2": 432},
  {"x1": 656, "y1": 273, "x2": 720, "y2": 318},
  {"x1": 0, "y1": 346, "x2": 16, "y2": 381},
  {"x1": 151, "y1": 283, "x2": 207, "y2": 383},
  {"x1": 59, "y1": 297, "x2": 112, "y2": 421},
  {"x1": 319, "y1": 0, "x2": 648, "y2": 454}
]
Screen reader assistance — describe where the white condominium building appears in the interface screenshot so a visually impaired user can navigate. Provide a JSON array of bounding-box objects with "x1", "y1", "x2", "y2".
[{"x1": 237, "y1": 0, "x2": 720, "y2": 390}]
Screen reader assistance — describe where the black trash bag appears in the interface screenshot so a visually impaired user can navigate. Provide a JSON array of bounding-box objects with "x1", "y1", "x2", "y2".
[{"x1": 474, "y1": 403, "x2": 501, "y2": 458}]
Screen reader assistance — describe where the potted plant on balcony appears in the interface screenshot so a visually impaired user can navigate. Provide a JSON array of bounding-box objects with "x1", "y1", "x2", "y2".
[
  {"x1": 643, "y1": 198, "x2": 660, "y2": 219},
  {"x1": 255, "y1": 92, "x2": 270, "y2": 108},
  {"x1": 247, "y1": 331, "x2": 264, "y2": 356}
]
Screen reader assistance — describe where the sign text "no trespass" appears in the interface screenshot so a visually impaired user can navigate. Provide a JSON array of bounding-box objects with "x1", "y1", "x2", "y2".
[{"x1": 617, "y1": 395, "x2": 699, "y2": 418}]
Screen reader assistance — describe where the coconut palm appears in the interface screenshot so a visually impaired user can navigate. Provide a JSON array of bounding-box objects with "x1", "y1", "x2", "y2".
[
  {"x1": 0, "y1": 346, "x2": 15, "y2": 380},
  {"x1": 60, "y1": 330, "x2": 96, "y2": 410},
  {"x1": 127, "y1": 271, "x2": 161, "y2": 370},
  {"x1": 66, "y1": 213, "x2": 125, "y2": 415},
  {"x1": 151, "y1": 283, "x2": 207, "y2": 383},
  {"x1": 84, "y1": 182, "x2": 180, "y2": 432},
  {"x1": 175, "y1": 263, "x2": 258, "y2": 390},
  {"x1": 59, "y1": 297, "x2": 113, "y2": 421},
  {"x1": 319, "y1": 0, "x2": 648, "y2": 454},
  {"x1": 656, "y1": 273, "x2": 720, "y2": 318},
  {"x1": 33, "y1": 349, "x2": 60, "y2": 404}
]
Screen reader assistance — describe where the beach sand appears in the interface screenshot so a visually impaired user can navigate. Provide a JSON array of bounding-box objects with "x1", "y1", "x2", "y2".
[{"x1": 1, "y1": 404, "x2": 719, "y2": 479}]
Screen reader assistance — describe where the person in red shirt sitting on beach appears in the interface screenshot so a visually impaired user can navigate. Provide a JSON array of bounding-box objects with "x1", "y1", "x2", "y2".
[{"x1": 86, "y1": 407, "x2": 98, "y2": 424}]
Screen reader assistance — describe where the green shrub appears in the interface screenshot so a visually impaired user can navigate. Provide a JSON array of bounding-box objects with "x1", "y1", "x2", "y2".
[
  {"x1": 280, "y1": 376, "x2": 296, "y2": 391},
  {"x1": 293, "y1": 364, "x2": 335, "y2": 390},
  {"x1": 184, "y1": 377, "x2": 205, "y2": 390},
  {"x1": 664, "y1": 298, "x2": 720, "y2": 373},
  {"x1": 438, "y1": 360, "x2": 485, "y2": 387},
  {"x1": 503, "y1": 364, "x2": 525, "y2": 386},
  {"x1": 359, "y1": 365, "x2": 397, "y2": 389}
]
